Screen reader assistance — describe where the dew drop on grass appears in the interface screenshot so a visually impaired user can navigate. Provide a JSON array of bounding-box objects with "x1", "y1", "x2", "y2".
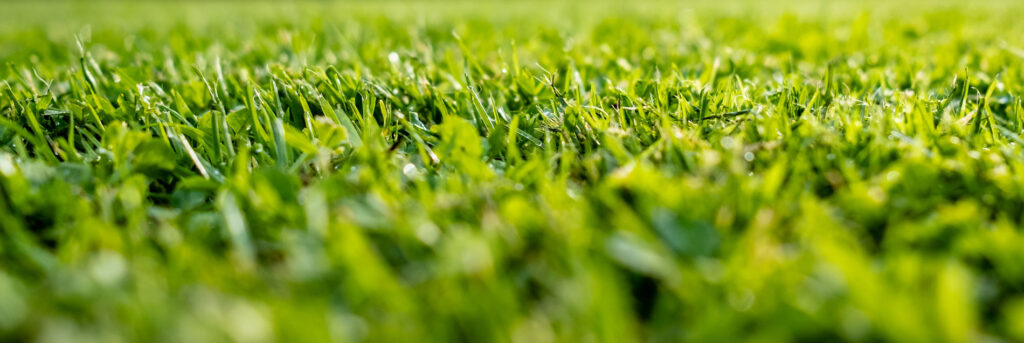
[
  {"x1": 886, "y1": 171, "x2": 900, "y2": 182},
  {"x1": 402, "y1": 163, "x2": 419, "y2": 177},
  {"x1": 744, "y1": 152, "x2": 755, "y2": 162},
  {"x1": 728, "y1": 288, "x2": 755, "y2": 311},
  {"x1": 721, "y1": 136, "x2": 736, "y2": 149}
]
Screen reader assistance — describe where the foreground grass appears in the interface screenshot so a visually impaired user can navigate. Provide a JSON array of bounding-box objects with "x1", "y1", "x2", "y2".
[{"x1": 3, "y1": 1, "x2": 1024, "y2": 341}]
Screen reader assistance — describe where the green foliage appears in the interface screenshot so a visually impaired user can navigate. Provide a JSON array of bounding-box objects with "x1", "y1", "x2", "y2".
[{"x1": 2, "y1": 1, "x2": 1024, "y2": 341}]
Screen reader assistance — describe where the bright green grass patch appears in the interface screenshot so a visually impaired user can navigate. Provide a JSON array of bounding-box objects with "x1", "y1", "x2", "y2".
[{"x1": 3, "y1": 1, "x2": 1024, "y2": 341}]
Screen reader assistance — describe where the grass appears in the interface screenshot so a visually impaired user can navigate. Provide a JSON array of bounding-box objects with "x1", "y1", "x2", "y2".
[{"x1": 2, "y1": 0, "x2": 1024, "y2": 341}]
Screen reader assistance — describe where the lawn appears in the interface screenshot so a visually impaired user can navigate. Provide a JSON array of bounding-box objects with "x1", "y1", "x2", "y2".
[{"x1": 2, "y1": 1, "x2": 1024, "y2": 341}]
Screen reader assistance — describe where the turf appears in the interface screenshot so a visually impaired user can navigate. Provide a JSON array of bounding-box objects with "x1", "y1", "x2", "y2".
[{"x1": 2, "y1": 1, "x2": 1024, "y2": 341}]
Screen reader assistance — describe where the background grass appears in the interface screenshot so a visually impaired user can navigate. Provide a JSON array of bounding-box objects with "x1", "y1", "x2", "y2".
[{"x1": 3, "y1": 0, "x2": 1024, "y2": 341}]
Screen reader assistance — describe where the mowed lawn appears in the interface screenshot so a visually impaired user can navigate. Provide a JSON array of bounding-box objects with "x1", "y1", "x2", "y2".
[{"x1": 2, "y1": 1, "x2": 1024, "y2": 341}]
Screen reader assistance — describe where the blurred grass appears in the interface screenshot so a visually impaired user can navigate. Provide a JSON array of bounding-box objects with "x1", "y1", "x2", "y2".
[{"x1": 3, "y1": 0, "x2": 1024, "y2": 342}]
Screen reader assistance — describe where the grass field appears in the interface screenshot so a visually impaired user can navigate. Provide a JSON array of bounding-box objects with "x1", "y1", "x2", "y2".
[{"x1": 3, "y1": 1, "x2": 1024, "y2": 341}]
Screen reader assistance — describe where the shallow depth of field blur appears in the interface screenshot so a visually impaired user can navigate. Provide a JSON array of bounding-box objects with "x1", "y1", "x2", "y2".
[{"x1": 3, "y1": 0, "x2": 1024, "y2": 341}]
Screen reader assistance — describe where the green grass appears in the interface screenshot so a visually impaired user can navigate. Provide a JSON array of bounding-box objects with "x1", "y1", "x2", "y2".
[{"x1": 3, "y1": 1, "x2": 1024, "y2": 341}]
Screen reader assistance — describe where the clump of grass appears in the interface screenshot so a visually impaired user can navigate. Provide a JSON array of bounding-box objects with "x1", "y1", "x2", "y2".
[{"x1": 3, "y1": 1, "x2": 1024, "y2": 341}]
